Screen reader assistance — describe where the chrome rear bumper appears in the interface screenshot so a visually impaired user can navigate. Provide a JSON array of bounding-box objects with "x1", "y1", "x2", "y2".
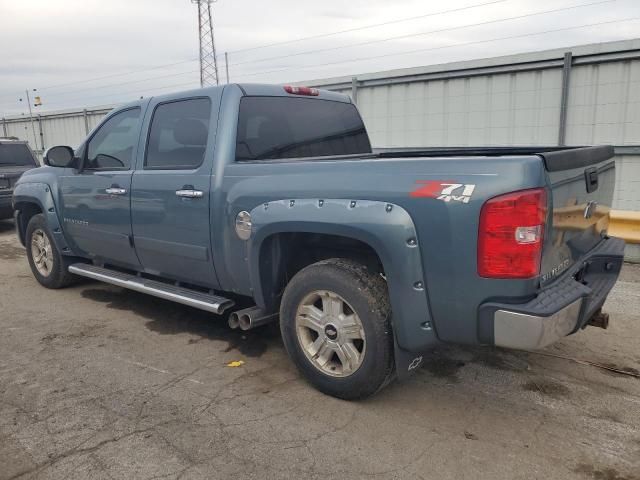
[
  {"x1": 493, "y1": 298, "x2": 583, "y2": 350},
  {"x1": 478, "y1": 237, "x2": 624, "y2": 350}
]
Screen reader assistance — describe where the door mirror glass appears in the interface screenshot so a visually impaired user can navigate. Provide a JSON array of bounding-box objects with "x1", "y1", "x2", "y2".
[{"x1": 44, "y1": 146, "x2": 75, "y2": 167}]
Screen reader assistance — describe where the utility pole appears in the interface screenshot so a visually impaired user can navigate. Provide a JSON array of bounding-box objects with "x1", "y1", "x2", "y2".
[
  {"x1": 191, "y1": 0, "x2": 219, "y2": 87},
  {"x1": 19, "y1": 89, "x2": 39, "y2": 152},
  {"x1": 224, "y1": 52, "x2": 229, "y2": 84}
]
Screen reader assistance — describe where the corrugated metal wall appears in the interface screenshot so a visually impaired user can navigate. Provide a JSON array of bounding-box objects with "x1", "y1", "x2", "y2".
[
  {"x1": 308, "y1": 39, "x2": 640, "y2": 260},
  {"x1": 2, "y1": 107, "x2": 112, "y2": 159},
  {"x1": 2, "y1": 39, "x2": 639, "y2": 258},
  {"x1": 352, "y1": 70, "x2": 563, "y2": 147}
]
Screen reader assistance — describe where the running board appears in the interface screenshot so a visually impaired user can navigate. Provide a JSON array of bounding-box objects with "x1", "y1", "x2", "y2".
[{"x1": 68, "y1": 263, "x2": 234, "y2": 314}]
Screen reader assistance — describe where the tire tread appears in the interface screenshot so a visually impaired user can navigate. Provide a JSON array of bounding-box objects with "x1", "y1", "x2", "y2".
[
  {"x1": 280, "y1": 258, "x2": 395, "y2": 400},
  {"x1": 25, "y1": 214, "x2": 78, "y2": 289}
]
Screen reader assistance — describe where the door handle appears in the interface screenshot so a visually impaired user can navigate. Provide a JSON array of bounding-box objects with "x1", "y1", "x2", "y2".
[
  {"x1": 176, "y1": 188, "x2": 204, "y2": 199},
  {"x1": 105, "y1": 186, "x2": 127, "y2": 195}
]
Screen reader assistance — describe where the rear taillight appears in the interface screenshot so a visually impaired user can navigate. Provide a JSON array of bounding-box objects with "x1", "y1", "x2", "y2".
[
  {"x1": 284, "y1": 85, "x2": 319, "y2": 96},
  {"x1": 478, "y1": 188, "x2": 547, "y2": 279}
]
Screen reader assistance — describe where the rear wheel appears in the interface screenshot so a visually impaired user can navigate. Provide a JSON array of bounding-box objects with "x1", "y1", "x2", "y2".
[
  {"x1": 25, "y1": 214, "x2": 77, "y2": 289},
  {"x1": 280, "y1": 258, "x2": 394, "y2": 400}
]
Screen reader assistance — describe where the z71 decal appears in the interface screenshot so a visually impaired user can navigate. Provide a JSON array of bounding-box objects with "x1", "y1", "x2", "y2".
[{"x1": 410, "y1": 181, "x2": 476, "y2": 204}]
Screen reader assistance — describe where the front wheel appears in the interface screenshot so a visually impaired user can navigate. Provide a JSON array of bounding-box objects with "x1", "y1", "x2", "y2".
[
  {"x1": 280, "y1": 258, "x2": 395, "y2": 400},
  {"x1": 25, "y1": 214, "x2": 77, "y2": 289}
]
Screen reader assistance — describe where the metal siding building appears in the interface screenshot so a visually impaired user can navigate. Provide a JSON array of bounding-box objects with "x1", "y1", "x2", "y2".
[
  {"x1": 2, "y1": 107, "x2": 112, "y2": 158},
  {"x1": 306, "y1": 39, "x2": 640, "y2": 260},
  {"x1": 308, "y1": 39, "x2": 640, "y2": 149},
  {"x1": 2, "y1": 39, "x2": 639, "y2": 257}
]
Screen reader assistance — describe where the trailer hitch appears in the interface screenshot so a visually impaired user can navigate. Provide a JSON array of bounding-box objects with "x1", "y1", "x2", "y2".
[{"x1": 587, "y1": 308, "x2": 609, "y2": 329}]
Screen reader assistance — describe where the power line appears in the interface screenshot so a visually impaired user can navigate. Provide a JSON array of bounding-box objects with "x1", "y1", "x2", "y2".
[
  {"x1": 45, "y1": 69, "x2": 200, "y2": 99},
  {"x1": 0, "y1": 0, "x2": 506, "y2": 98},
  {"x1": 0, "y1": 59, "x2": 198, "y2": 103},
  {"x1": 226, "y1": 0, "x2": 508, "y2": 55},
  {"x1": 0, "y1": 62, "x2": 199, "y2": 102},
  {"x1": 0, "y1": 91, "x2": 24, "y2": 101},
  {"x1": 1, "y1": 8, "x2": 636, "y2": 112},
  {"x1": 18, "y1": 16, "x2": 639, "y2": 113},
  {"x1": 4, "y1": 0, "x2": 612, "y2": 106},
  {"x1": 0, "y1": 80, "x2": 200, "y2": 112},
  {"x1": 0, "y1": 72, "x2": 194, "y2": 110},
  {"x1": 231, "y1": 16, "x2": 640, "y2": 80},
  {"x1": 36, "y1": 58, "x2": 199, "y2": 93},
  {"x1": 228, "y1": 0, "x2": 616, "y2": 68},
  {"x1": 33, "y1": 80, "x2": 201, "y2": 111},
  {"x1": 4, "y1": 17, "x2": 637, "y2": 113}
]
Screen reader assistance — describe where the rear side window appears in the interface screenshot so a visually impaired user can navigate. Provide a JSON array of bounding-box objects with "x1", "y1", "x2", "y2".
[
  {"x1": 0, "y1": 144, "x2": 37, "y2": 166},
  {"x1": 235, "y1": 97, "x2": 371, "y2": 161},
  {"x1": 145, "y1": 98, "x2": 211, "y2": 169}
]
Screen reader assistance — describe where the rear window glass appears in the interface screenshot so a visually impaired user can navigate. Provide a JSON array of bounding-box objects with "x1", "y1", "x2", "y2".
[
  {"x1": 235, "y1": 97, "x2": 371, "y2": 161},
  {"x1": 0, "y1": 143, "x2": 37, "y2": 166}
]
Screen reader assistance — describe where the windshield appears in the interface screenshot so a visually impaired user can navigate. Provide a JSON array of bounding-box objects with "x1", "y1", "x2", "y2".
[{"x1": 0, "y1": 143, "x2": 37, "y2": 166}]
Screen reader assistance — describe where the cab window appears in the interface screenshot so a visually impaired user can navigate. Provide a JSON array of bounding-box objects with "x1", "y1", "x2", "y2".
[
  {"x1": 145, "y1": 98, "x2": 211, "y2": 169},
  {"x1": 85, "y1": 108, "x2": 141, "y2": 170}
]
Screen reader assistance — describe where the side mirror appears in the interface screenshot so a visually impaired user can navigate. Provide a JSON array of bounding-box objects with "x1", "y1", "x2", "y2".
[{"x1": 44, "y1": 146, "x2": 75, "y2": 167}]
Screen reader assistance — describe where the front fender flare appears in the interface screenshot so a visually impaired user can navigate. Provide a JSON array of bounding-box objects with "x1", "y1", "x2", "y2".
[
  {"x1": 248, "y1": 198, "x2": 439, "y2": 359},
  {"x1": 13, "y1": 182, "x2": 72, "y2": 254}
]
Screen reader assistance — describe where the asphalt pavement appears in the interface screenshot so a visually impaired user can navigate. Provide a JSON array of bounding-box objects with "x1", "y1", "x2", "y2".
[{"x1": 1, "y1": 219, "x2": 639, "y2": 480}]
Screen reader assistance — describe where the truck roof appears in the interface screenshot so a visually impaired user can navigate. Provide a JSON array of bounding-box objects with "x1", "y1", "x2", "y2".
[
  {"x1": 116, "y1": 83, "x2": 352, "y2": 112},
  {"x1": 237, "y1": 84, "x2": 352, "y2": 103}
]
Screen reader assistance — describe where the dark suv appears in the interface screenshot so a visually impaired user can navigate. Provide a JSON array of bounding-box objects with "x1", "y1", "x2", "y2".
[{"x1": 0, "y1": 139, "x2": 38, "y2": 220}]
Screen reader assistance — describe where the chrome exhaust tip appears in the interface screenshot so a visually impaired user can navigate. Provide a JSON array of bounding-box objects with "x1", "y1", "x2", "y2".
[
  {"x1": 239, "y1": 314, "x2": 251, "y2": 331},
  {"x1": 232, "y1": 306, "x2": 278, "y2": 331},
  {"x1": 228, "y1": 312, "x2": 240, "y2": 329}
]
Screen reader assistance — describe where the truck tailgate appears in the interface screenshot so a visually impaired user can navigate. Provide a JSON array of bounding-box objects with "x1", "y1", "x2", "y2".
[{"x1": 538, "y1": 146, "x2": 617, "y2": 284}]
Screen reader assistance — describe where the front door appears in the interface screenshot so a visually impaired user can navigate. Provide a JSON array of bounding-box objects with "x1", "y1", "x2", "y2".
[
  {"x1": 131, "y1": 96, "x2": 219, "y2": 288},
  {"x1": 59, "y1": 107, "x2": 143, "y2": 268}
]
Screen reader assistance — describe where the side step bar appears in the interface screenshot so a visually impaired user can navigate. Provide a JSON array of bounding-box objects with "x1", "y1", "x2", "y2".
[{"x1": 68, "y1": 263, "x2": 234, "y2": 314}]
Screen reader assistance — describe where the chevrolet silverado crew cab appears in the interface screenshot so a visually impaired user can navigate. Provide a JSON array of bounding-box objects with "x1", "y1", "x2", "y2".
[
  {"x1": 13, "y1": 84, "x2": 624, "y2": 399},
  {"x1": 1, "y1": 138, "x2": 38, "y2": 219}
]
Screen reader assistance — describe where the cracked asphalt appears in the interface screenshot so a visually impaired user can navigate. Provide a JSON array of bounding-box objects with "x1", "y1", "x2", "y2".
[{"x1": 1, "y1": 219, "x2": 639, "y2": 480}]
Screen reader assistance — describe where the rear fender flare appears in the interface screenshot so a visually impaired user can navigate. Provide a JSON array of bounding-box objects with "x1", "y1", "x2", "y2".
[{"x1": 247, "y1": 198, "x2": 439, "y2": 359}]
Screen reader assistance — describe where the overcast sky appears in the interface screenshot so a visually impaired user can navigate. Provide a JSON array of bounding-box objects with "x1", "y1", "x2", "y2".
[{"x1": 0, "y1": 0, "x2": 638, "y2": 115}]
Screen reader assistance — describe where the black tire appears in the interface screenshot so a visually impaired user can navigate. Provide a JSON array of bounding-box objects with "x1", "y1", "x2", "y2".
[
  {"x1": 280, "y1": 258, "x2": 395, "y2": 400},
  {"x1": 25, "y1": 214, "x2": 77, "y2": 289}
]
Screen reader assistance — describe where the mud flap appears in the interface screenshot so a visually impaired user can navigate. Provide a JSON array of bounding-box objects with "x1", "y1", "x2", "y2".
[{"x1": 393, "y1": 339, "x2": 428, "y2": 380}]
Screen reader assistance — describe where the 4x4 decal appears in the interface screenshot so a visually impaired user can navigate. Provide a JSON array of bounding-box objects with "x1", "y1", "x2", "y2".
[{"x1": 410, "y1": 181, "x2": 476, "y2": 204}]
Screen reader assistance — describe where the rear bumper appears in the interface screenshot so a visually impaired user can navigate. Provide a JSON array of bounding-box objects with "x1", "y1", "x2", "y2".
[
  {"x1": 493, "y1": 299, "x2": 583, "y2": 349},
  {"x1": 479, "y1": 236, "x2": 625, "y2": 350}
]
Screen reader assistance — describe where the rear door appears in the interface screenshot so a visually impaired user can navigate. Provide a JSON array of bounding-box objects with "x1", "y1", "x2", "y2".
[
  {"x1": 131, "y1": 94, "x2": 220, "y2": 288},
  {"x1": 541, "y1": 146, "x2": 616, "y2": 284},
  {"x1": 59, "y1": 107, "x2": 143, "y2": 268}
]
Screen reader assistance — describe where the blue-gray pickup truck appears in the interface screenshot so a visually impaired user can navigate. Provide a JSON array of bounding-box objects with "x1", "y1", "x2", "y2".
[{"x1": 13, "y1": 84, "x2": 624, "y2": 399}]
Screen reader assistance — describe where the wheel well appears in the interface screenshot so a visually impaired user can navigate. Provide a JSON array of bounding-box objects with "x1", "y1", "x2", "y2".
[
  {"x1": 257, "y1": 232, "x2": 384, "y2": 311},
  {"x1": 15, "y1": 202, "x2": 42, "y2": 245}
]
